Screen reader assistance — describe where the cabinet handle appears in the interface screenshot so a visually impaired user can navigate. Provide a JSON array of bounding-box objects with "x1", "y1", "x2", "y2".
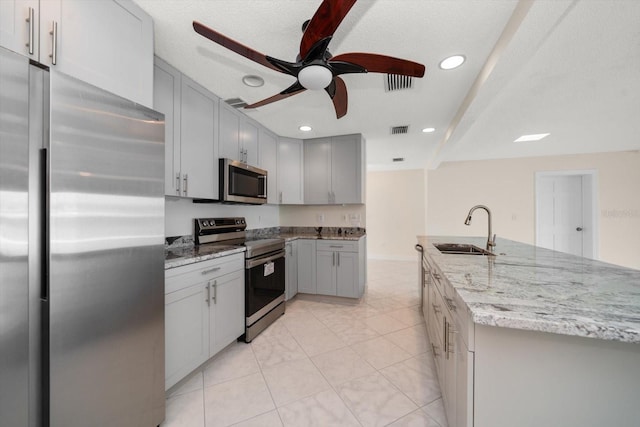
[
  {"x1": 337, "y1": 252, "x2": 340, "y2": 266},
  {"x1": 431, "y1": 343, "x2": 440, "y2": 358},
  {"x1": 433, "y1": 273, "x2": 441, "y2": 280},
  {"x1": 432, "y1": 302, "x2": 441, "y2": 314},
  {"x1": 444, "y1": 320, "x2": 449, "y2": 360},
  {"x1": 26, "y1": 7, "x2": 35, "y2": 55},
  {"x1": 279, "y1": 191, "x2": 283, "y2": 204},
  {"x1": 201, "y1": 267, "x2": 221, "y2": 275},
  {"x1": 183, "y1": 173, "x2": 188, "y2": 196},
  {"x1": 205, "y1": 283, "x2": 210, "y2": 306},
  {"x1": 175, "y1": 173, "x2": 181, "y2": 195},
  {"x1": 49, "y1": 21, "x2": 58, "y2": 65},
  {"x1": 444, "y1": 296, "x2": 457, "y2": 311},
  {"x1": 329, "y1": 245, "x2": 343, "y2": 248},
  {"x1": 212, "y1": 280, "x2": 217, "y2": 304}
]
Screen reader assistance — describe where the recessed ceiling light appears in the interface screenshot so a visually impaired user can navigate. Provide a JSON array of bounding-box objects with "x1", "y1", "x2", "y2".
[
  {"x1": 422, "y1": 127, "x2": 436, "y2": 133},
  {"x1": 242, "y1": 75, "x2": 264, "y2": 87},
  {"x1": 514, "y1": 133, "x2": 550, "y2": 142},
  {"x1": 439, "y1": 55, "x2": 466, "y2": 70},
  {"x1": 299, "y1": 125, "x2": 312, "y2": 132}
]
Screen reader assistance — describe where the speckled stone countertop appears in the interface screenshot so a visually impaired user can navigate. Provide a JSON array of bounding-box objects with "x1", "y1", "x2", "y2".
[
  {"x1": 165, "y1": 244, "x2": 245, "y2": 269},
  {"x1": 165, "y1": 227, "x2": 366, "y2": 270},
  {"x1": 418, "y1": 236, "x2": 640, "y2": 343}
]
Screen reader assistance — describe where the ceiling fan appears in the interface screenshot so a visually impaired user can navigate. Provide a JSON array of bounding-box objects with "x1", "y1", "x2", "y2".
[{"x1": 193, "y1": 0, "x2": 425, "y2": 119}]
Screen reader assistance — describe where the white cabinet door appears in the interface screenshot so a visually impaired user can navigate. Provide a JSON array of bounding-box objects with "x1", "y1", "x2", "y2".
[
  {"x1": 180, "y1": 75, "x2": 219, "y2": 199},
  {"x1": 153, "y1": 57, "x2": 182, "y2": 196},
  {"x1": 277, "y1": 137, "x2": 304, "y2": 204},
  {"x1": 316, "y1": 250, "x2": 336, "y2": 295},
  {"x1": 297, "y1": 240, "x2": 316, "y2": 294},
  {"x1": 259, "y1": 128, "x2": 278, "y2": 204},
  {"x1": 219, "y1": 103, "x2": 240, "y2": 161},
  {"x1": 39, "y1": 0, "x2": 153, "y2": 107},
  {"x1": 210, "y1": 270, "x2": 244, "y2": 356},
  {"x1": 331, "y1": 134, "x2": 363, "y2": 204},
  {"x1": 0, "y1": 0, "x2": 38, "y2": 58},
  {"x1": 336, "y1": 251, "x2": 358, "y2": 298},
  {"x1": 165, "y1": 283, "x2": 209, "y2": 390},
  {"x1": 241, "y1": 119, "x2": 259, "y2": 165},
  {"x1": 304, "y1": 137, "x2": 332, "y2": 204},
  {"x1": 285, "y1": 241, "x2": 298, "y2": 300}
]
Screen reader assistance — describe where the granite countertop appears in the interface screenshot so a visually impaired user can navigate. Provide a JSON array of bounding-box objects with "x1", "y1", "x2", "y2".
[
  {"x1": 165, "y1": 228, "x2": 366, "y2": 270},
  {"x1": 165, "y1": 245, "x2": 245, "y2": 270},
  {"x1": 418, "y1": 236, "x2": 640, "y2": 343}
]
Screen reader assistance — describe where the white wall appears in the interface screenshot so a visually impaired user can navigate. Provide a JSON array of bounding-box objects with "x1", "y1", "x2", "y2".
[
  {"x1": 366, "y1": 169, "x2": 426, "y2": 260},
  {"x1": 279, "y1": 204, "x2": 366, "y2": 228},
  {"x1": 427, "y1": 151, "x2": 640, "y2": 270},
  {"x1": 165, "y1": 198, "x2": 280, "y2": 237}
]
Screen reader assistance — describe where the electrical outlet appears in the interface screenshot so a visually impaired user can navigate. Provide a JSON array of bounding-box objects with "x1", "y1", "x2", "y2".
[{"x1": 316, "y1": 213, "x2": 325, "y2": 223}]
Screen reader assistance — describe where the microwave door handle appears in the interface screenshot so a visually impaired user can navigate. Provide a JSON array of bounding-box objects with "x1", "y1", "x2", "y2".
[{"x1": 258, "y1": 175, "x2": 267, "y2": 198}]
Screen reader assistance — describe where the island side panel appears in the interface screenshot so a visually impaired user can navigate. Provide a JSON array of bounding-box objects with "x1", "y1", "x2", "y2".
[{"x1": 474, "y1": 324, "x2": 640, "y2": 427}]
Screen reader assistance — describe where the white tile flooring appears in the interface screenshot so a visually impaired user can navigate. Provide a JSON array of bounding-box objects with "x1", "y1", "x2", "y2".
[{"x1": 161, "y1": 259, "x2": 448, "y2": 427}]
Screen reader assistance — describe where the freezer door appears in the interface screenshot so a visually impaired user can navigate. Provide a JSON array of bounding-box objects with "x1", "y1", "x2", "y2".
[
  {"x1": 0, "y1": 47, "x2": 30, "y2": 427},
  {"x1": 47, "y1": 71, "x2": 165, "y2": 426}
]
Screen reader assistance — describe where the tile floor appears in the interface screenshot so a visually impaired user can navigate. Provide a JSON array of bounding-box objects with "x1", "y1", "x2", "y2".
[{"x1": 161, "y1": 259, "x2": 448, "y2": 427}]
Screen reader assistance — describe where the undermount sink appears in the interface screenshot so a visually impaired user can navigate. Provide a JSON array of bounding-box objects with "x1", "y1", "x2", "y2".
[{"x1": 434, "y1": 243, "x2": 496, "y2": 256}]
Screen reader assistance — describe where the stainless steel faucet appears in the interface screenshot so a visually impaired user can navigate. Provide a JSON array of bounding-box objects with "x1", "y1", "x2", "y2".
[{"x1": 464, "y1": 205, "x2": 496, "y2": 251}]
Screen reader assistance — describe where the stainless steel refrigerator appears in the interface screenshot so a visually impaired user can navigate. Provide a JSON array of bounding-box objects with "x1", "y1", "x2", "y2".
[{"x1": 0, "y1": 46, "x2": 165, "y2": 427}]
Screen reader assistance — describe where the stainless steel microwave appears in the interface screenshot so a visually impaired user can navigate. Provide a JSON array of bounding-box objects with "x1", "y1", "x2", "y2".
[{"x1": 219, "y1": 158, "x2": 267, "y2": 205}]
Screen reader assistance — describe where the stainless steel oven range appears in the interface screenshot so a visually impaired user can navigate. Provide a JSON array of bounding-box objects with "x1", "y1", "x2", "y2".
[{"x1": 195, "y1": 217, "x2": 286, "y2": 342}]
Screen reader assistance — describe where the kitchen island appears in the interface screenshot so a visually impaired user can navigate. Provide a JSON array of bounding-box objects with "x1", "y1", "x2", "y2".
[{"x1": 417, "y1": 236, "x2": 640, "y2": 427}]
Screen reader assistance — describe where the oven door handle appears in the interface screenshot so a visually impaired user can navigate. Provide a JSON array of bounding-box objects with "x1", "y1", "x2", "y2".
[{"x1": 245, "y1": 250, "x2": 286, "y2": 269}]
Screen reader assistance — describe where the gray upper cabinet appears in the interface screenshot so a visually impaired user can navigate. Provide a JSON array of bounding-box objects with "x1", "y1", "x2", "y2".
[
  {"x1": 180, "y1": 76, "x2": 219, "y2": 199},
  {"x1": 219, "y1": 103, "x2": 259, "y2": 165},
  {"x1": 154, "y1": 57, "x2": 219, "y2": 199},
  {"x1": 304, "y1": 134, "x2": 365, "y2": 205},
  {"x1": 277, "y1": 137, "x2": 304, "y2": 204},
  {"x1": 1, "y1": 0, "x2": 154, "y2": 107},
  {"x1": 154, "y1": 57, "x2": 181, "y2": 197},
  {"x1": 258, "y1": 128, "x2": 278, "y2": 205}
]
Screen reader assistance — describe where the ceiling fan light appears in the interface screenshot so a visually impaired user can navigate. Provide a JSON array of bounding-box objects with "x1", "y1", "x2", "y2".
[
  {"x1": 298, "y1": 65, "x2": 332, "y2": 90},
  {"x1": 439, "y1": 55, "x2": 466, "y2": 70}
]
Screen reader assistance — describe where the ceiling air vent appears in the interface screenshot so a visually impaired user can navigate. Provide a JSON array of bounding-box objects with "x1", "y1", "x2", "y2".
[
  {"x1": 391, "y1": 125, "x2": 409, "y2": 135},
  {"x1": 392, "y1": 157, "x2": 405, "y2": 162},
  {"x1": 385, "y1": 74, "x2": 413, "y2": 92},
  {"x1": 225, "y1": 98, "x2": 248, "y2": 108}
]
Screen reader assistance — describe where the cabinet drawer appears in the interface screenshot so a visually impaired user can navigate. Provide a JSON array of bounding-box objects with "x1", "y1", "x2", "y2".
[
  {"x1": 316, "y1": 240, "x2": 358, "y2": 252},
  {"x1": 166, "y1": 253, "x2": 244, "y2": 294}
]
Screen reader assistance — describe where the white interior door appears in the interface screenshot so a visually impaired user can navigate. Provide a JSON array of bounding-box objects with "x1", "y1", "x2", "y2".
[{"x1": 537, "y1": 175, "x2": 584, "y2": 256}]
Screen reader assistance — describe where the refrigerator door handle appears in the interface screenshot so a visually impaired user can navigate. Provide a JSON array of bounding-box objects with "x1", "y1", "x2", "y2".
[{"x1": 40, "y1": 148, "x2": 49, "y2": 301}]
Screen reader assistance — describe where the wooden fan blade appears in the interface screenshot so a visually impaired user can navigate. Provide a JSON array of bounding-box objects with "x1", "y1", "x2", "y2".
[
  {"x1": 300, "y1": 0, "x2": 357, "y2": 60},
  {"x1": 193, "y1": 21, "x2": 284, "y2": 73},
  {"x1": 325, "y1": 77, "x2": 348, "y2": 119},
  {"x1": 244, "y1": 82, "x2": 306, "y2": 109},
  {"x1": 330, "y1": 52, "x2": 425, "y2": 77}
]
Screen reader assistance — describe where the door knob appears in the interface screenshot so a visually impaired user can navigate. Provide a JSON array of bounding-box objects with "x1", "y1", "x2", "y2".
[{"x1": 576, "y1": 227, "x2": 583, "y2": 231}]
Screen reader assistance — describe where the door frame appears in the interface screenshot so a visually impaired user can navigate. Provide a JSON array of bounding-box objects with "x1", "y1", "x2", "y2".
[{"x1": 535, "y1": 170, "x2": 599, "y2": 259}]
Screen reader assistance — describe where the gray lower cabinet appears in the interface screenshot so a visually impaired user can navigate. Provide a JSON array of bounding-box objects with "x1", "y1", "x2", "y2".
[
  {"x1": 315, "y1": 239, "x2": 365, "y2": 298},
  {"x1": 164, "y1": 253, "x2": 244, "y2": 390},
  {"x1": 285, "y1": 241, "x2": 298, "y2": 300},
  {"x1": 296, "y1": 240, "x2": 317, "y2": 294},
  {"x1": 295, "y1": 238, "x2": 365, "y2": 298}
]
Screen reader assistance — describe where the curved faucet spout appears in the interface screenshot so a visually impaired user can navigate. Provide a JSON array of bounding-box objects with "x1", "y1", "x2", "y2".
[{"x1": 464, "y1": 205, "x2": 496, "y2": 251}]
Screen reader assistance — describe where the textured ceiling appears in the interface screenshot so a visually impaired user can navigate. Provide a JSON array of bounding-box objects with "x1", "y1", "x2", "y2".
[{"x1": 133, "y1": 0, "x2": 640, "y2": 170}]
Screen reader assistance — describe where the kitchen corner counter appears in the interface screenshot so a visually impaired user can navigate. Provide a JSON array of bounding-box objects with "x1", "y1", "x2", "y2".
[{"x1": 417, "y1": 236, "x2": 640, "y2": 343}]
